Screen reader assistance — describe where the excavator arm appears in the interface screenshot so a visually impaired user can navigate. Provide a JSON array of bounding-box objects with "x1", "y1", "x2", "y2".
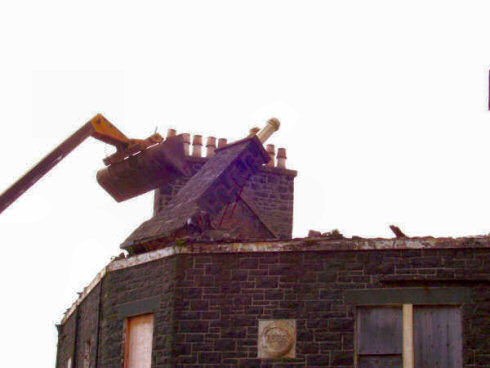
[{"x1": 0, "y1": 114, "x2": 162, "y2": 214}]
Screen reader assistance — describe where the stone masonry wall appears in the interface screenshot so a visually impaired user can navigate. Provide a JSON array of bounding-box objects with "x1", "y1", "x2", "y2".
[
  {"x1": 171, "y1": 248, "x2": 490, "y2": 367},
  {"x1": 153, "y1": 157, "x2": 296, "y2": 239},
  {"x1": 57, "y1": 245, "x2": 490, "y2": 368},
  {"x1": 56, "y1": 283, "x2": 101, "y2": 368},
  {"x1": 98, "y1": 256, "x2": 177, "y2": 367},
  {"x1": 75, "y1": 284, "x2": 101, "y2": 368},
  {"x1": 56, "y1": 309, "x2": 76, "y2": 368}
]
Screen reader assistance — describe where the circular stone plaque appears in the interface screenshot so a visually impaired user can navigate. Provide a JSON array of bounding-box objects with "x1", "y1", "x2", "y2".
[{"x1": 259, "y1": 322, "x2": 294, "y2": 358}]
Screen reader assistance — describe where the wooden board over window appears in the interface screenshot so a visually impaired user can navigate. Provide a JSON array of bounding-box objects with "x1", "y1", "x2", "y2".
[
  {"x1": 358, "y1": 355, "x2": 403, "y2": 368},
  {"x1": 124, "y1": 314, "x2": 154, "y2": 368},
  {"x1": 414, "y1": 306, "x2": 462, "y2": 368},
  {"x1": 357, "y1": 306, "x2": 403, "y2": 355},
  {"x1": 356, "y1": 305, "x2": 463, "y2": 368},
  {"x1": 356, "y1": 306, "x2": 403, "y2": 368}
]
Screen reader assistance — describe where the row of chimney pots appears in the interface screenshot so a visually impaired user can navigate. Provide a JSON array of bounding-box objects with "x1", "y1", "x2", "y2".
[{"x1": 165, "y1": 128, "x2": 287, "y2": 168}]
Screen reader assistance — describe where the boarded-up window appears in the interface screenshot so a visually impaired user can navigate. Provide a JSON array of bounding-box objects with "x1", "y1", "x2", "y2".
[
  {"x1": 356, "y1": 306, "x2": 462, "y2": 368},
  {"x1": 124, "y1": 314, "x2": 154, "y2": 368},
  {"x1": 83, "y1": 340, "x2": 91, "y2": 368},
  {"x1": 356, "y1": 307, "x2": 403, "y2": 368},
  {"x1": 414, "y1": 306, "x2": 462, "y2": 368}
]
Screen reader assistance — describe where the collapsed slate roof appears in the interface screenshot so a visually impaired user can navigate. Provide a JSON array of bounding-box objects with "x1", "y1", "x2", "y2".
[{"x1": 121, "y1": 135, "x2": 277, "y2": 254}]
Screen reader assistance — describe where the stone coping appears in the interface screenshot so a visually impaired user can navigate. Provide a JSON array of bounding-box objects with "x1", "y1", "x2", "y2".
[{"x1": 59, "y1": 235, "x2": 490, "y2": 325}]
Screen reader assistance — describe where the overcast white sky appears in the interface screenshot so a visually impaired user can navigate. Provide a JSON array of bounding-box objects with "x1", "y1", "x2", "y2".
[{"x1": 1, "y1": 1, "x2": 490, "y2": 366}]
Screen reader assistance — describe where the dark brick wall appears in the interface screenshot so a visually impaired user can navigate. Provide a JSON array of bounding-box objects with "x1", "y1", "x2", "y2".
[
  {"x1": 57, "y1": 246, "x2": 490, "y2": 367},
  {"x1": 153, "y1": 157, "x2": 296, "y2": 239}
]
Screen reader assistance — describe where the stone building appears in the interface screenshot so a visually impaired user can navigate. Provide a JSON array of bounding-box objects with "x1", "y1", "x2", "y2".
[{"x1": 56, "y1": 128, "x2": 490, "y2": 368}]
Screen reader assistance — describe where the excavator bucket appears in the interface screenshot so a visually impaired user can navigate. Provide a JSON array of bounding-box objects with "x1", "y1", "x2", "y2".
[{"x1": 96, "y1": 135, "x2": 191, "y2": 202}]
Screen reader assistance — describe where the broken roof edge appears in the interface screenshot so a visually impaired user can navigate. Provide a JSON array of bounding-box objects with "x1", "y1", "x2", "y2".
[
  {"x1": 60, "y1": 234, "x2": 490, "y2": 325},
  {"x1": 213, "y1": 134, "x2": 268, "y2": 159},
  {"x1": 184, "y1": 154, "x2": 298, "y2": 177}
]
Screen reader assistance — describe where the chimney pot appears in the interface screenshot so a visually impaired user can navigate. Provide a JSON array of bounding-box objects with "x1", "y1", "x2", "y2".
[
  {"x1": 192, "y1": 135, "x2": 202, "y2": 145},
  {"x1": 277, "y1": 147, "x2": 287, "y2": 168},
  {"x1": 206, "y1": 136, "x2": 217, "y2": 157},
  {"x1": 256, "y1": 117, "x2": 280, "y2": 143},
  {"x1": 192, "y1": 135, "x2": 203, "y2": 157},
  {"x1": 166, "y1": 128, "x2": 177, "y2": 138},
  {"x1": 182, "y1": 133, "x2": 191, "y2": 156},
  {"x1": 217, "y1": 138, "x2": 228, "y2": 148},
  {"x1": 248, "y1": 127, "x2": 260, "y2": 136},
  {"x1": 266, "y1": 144, "x2": 275, "y2": 167}
]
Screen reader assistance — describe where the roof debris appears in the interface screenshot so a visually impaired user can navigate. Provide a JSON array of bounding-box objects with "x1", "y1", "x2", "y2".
[
  {"x1": 390, "y1": 225, "x2": 408, "y2": 238},
  {"x1": 308, "y1": 229, "x2": 344, "y2": 240},
  {"x1": 121, "y1": 119, "x2": 281, "y2": 254}
]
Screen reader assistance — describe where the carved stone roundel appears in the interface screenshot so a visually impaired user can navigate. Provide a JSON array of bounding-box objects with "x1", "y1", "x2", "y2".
[{"x1": 259, "y1": 322, "x2": 294, "y2": 358}]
